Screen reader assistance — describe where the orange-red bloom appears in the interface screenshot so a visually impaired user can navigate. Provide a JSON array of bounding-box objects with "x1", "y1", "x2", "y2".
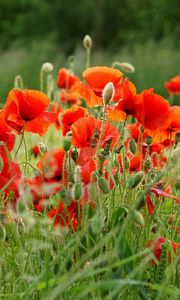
[
  {"x1": 0, "y1": 113, "x2": 15, "y2": 151},
  {"x1": 147, "y1": 236, "x2": 180, "y2": 265},
  {"x1": 71, "y1": 116, "x2": 119, "y2": 149},
  {"x1": 135, "y1": 89, "x2": 170, "y2": 130},
  {"x1": 57, "y1": 68, "x2": 80, "y2": 89},
  {"x1": 2, "y1": 89, "x2": 57, "y2": 135},
  {"x1": 165, "y1": 75, "x2": 180, "y2": 95},
  {"x1": 73, "y1": 66, "x2": 123, "y2": 107},
  {"x1": 61, "y1": 105, "x2": 88, "y2": 136}
]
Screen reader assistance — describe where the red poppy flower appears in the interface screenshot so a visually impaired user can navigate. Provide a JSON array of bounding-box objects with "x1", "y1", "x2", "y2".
[
  {"x1": 71, "y1": 116, "x2": 119, "y2": 149},
  {"x1": 50, "y1": 103, "x2": 63, "y2": 129},
  {"x1": 73, "y1": 66, "x2": 123, "y2": 107},
  {"x1": 2, "y1": 89, "x2": 58, "y2": 135},
  {"x1": 60, "y1": 88, "x2": 80, "y2": 105},
  {"x1": 48, "y1": 200, "x2": 81, "y2": 230},
  {"x1": 0, "y1": 147, "x2": 21, "y2": 199},
  {"x1": 147, "y1": 236, "x2": 180, "y2": 265},
  {"x1": 0, "y1": 113, "x2": 15, "y2": 151},
  {"x1": 148, "y1": 106, "x2": 180, "y2": 143},
  {"x1": 77, "y1": 147, "x2": 96, "y2": 184},
  {"x1": 37, "y1": 148, "x2": 66, "y2": 181},
  {"x1": 57, "y1": 68, "x2": 80, "y2": 89},
  {"x1": 107, "y1": 78, "x2": 137, "y2": 121},
  {"x1": 165, "y1": 75, "x2": 180, "y2": 95},
  {"x1": 61, "y1": 105, "x2": 88, "y2": 136},
  {"x1": 135, "y1": 89, "x2": 170, "y2": 130}
]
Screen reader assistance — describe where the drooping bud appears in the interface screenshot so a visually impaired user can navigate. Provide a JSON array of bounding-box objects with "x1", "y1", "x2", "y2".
[
  {"x1": 112, "y1": 61, "x2": 135, "y2": 73},
  {"x1": 98, "y1": 177, "x2": 110, "y2": 194},
  {"x1": 63, "y1": 135, "x2": 72, "y2": 152},
  {"x1": 17, "y1": 199, "x2": 26, "y2": 214},
  {"x1": 83, "y1": 35, "x2": 93, "y2": 49},
  {"x1": 38, "y1": 142, "x2": 48, "y2": 154},
  {"x1": 73, "y1": 182, "x2": 82, "y2": 200},
  {"x1": 167, "y1": 214, "x2": 176, "y2": 225},
  {"x1": 130, "y1": 209, "x2": 144, "y2": 226},
  {"x1": 102, "y1": 82, "x2": 115, "y2": 105},
  {"x1": 129, "y1": 138, "x2": 137, "y2": 154},
  {"x1": 42, "y1": 62, "x2": 54, "y2": 72},
  {"x1": 134, "y1": 190, "x2": 145, "y2": 210},
  {"x1": 128, "y1": 171, "x2": 144, "y2": 189}
]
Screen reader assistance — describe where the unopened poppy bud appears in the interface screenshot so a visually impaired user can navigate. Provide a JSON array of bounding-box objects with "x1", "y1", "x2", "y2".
[
  {"x1": 112, "y1": 61, "x2": 135, "y2": 73},
  {"x1": 102, "y1": 82, "x2": 115, "y2": 105},
  {"x1": 38, "y1": 142, "x2": 48, "y2": 154},
  {"x1": 130, "y1": 209, "x2": 144, "y2": 226},
  {"x1": 63, "y1": 136, "x2": 72, "y2": 152},
  {"x1": 0, "y1": 224, "x2": 6, "y2": 240},
  {"x1": 0, "y1": 156, "x2": 4, "y2": 172},
  {"x1": 175, "y1": 180, "x2": 180, "y2": 189},
  {"x1": 98, "y1": 177, "x2": 110, "y2": 194},
  {"x1": 59, "y1": 187, "x2": 67, "y2": 200},
  {"x1": 83, "y1": 35, "x2": 93, "y2": 49},
  {"x1": 145, "y1": 136, "x2": 152, "y2": 146},
  {"x1": 74, "y1": 165, "x2": 82, "y2": 183},
  {"x1": 128, "y1": 171, "x2": 144, "y2": 189},
  {"x1": 129, "y1": 138, "x2": 137, "y2": 154},
  {"x1": 115, "y1": 145, "x2": 123, "y2": 154},
  {"x1": 73, "y1": 182, "x2": 82, "y2": 200},
  {"x1": 134, "y1": 190, "x2": 145, "y2": 210},
  {"x1": 42, "y1": 62, "x2": 54, "y2": 72}
]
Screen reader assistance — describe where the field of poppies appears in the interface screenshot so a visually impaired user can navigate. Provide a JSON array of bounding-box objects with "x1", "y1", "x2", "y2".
[{"x1": 0, "y1": 36, "x2": 180, "y2": 299}]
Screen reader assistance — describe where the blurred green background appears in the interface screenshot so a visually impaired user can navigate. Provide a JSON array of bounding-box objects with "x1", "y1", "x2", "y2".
[{"x1": 0, "y1": 0, "x2": 179, "y2": 104}]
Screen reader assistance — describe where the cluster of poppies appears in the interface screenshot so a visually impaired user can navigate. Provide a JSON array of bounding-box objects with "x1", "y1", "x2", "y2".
[{"x1": 0, "y1": 66, "x2": 180, "y2": 262}]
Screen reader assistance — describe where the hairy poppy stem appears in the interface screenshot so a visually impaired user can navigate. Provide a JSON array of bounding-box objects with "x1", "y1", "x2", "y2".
[{"x1": 95, "y1": 104, "x2": 106, "y2": 172}]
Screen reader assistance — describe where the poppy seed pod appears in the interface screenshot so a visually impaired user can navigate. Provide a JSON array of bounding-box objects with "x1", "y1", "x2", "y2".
[
  {"x1": 63, "y1": 136, "x2": 72, "y2": 152},
  {"x1": 83, "y1": 35, "x2": 93, "y2": 49},
  {"x1": 128, "y1": 171, "x2": 144, "y2": 189},
  {"x1": 102, "y1": 82, "x2": 115, "y2": 105},
  {"x1": 145, "y1": 136, "x2": 152, "y2": 146},
  {"x1": 42, "y1": 62, "x2": 54, "y2": 72},
  {"x1": 98, "y1": 176, "x2": 110, "y2": 194}
]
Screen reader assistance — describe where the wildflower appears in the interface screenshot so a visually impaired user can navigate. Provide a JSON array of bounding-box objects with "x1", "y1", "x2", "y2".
[
  {"x1": 57, "y1": 68, "x2": 80, "y2": 89},
  {"x1": 165, "y1": 75, "x2": 180, "y2": 95},
  {"x1": 2, "y1": 89, "x2": 58, "y2": 135}
]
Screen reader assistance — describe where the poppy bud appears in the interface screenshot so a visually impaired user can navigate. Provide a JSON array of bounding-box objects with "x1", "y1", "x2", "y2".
[
  {"x1": 83, "y1": 35, "x2": 93, "y2": 49},
  {"x1": 0, "y1": 224, "x2": 6, "y2": 240},
  {"x1": 124, "y1": 156, "x2": 129, "y2": 170},
  {"x1": 98, "y1": 176, "x2": 110, "y2": 194},
  {"x1": 38, "y1": 142, "x2": 48, "y2": 154},
  {"x1": 128, "y1": 171, "x2": 144, "y2": 189},
  {"x1": 74, "y1": 165, "x2": 82, "y2": 183},
  {"x1": 115, "y1": 145, "x2": 123, "y2": 154},
  {"x1": 130, "y1": 209, "x2": 144, "y2": 226},
  {"x1": 73, "y1": 182, "x2": 82, "y2": 200},
  {"x1": 42, "y1": 62, "x2": 54, "y2": 72},
  {"x1": 63, "y1": 136, "x2": 72, "y2": 152},
  {"x1": 112, "y1": 61, "x2": 135, "y2": 73},
  {"x1": 145, "y1": 136, "x2": 152, "y2": 146},
  {"x1": 129, "y1": 138, "x2": 137, "y2": 154},
  {"x1": 144, "y1": 159, "x2": 151, "y2": 170},
  {"x1": 134, "y1": 190, "x2": 145, "y2": 210},
  {"x1": 59, "y1": 187, "x2": 67, "y2": 200},
  {"x1": 102, "y1": 82, "x2": 115, "y2": 105},
  {"x1": 0, "y1": 156, "x2": 4, "y2": 172}
]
